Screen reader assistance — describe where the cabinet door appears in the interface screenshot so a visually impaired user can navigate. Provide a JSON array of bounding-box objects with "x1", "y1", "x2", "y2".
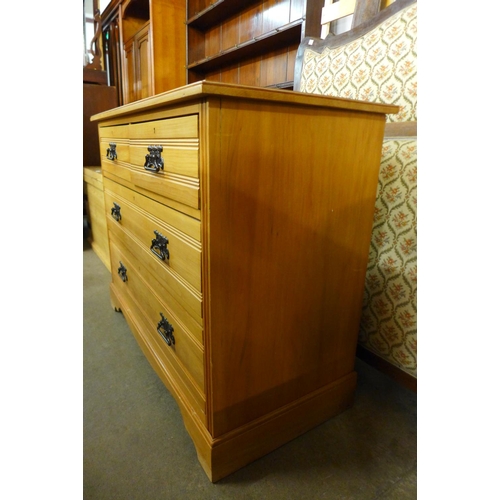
[
  {"x1": 123, "y1": 24, "x2": 152, "y2": 104},
  {"x1": 135, "y1": 24, "x2": 152, "y2": 100},
  {"x1": 123, "y1": 38, "x2": 136, "y2": 104}
]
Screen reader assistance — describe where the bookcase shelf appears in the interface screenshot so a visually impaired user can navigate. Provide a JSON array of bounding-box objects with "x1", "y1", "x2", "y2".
[{"x1": 186, "y1": 0, "x2": 322, "y2": 88}]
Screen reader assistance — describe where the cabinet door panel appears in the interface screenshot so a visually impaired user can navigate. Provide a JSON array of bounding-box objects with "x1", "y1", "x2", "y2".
[
  {"x1": 136, "y1": 25, "x2": 152, "y2": 100},
  {"x1": 123, "y1": 39, "x2": 135, "y2": 104}
]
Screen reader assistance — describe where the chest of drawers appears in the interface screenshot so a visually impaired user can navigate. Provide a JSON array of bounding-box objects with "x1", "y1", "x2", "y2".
[{"x1": 92, "y1": 81, "x2": 397, "y2": 482}]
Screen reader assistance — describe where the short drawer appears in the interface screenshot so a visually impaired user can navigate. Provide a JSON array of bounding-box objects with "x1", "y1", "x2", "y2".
[
  {"x1": 109, "y1": 239, "x2": 204, "y2": 393},
  {"x1": 100, "y1": 140, "x2": 130, "y2": 164},
  {"x1": 126, "y1": 115, "x2": 200, "y2": 210},
  {"x1": 104, "y1": 188, "x2": 201, "y2": 293},
  {"x1": 128, "y1": 115, "x2": 198, "y2": 140},
  {"x1": 99, "y1": 123, "x2": 130, "y2": 139}
]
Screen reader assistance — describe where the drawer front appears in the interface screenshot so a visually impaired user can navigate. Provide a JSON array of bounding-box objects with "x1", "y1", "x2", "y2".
[
  {"x1": 104, "y1": 188, "x2": 201, "y2": 293},
  {"x1": 129, "y1": 169, "x2": 199, "y2": 210},
  {"x1": 99, "y1": 115, "x2": 200, "y2": 213},
  {"x1": 128, "y1": 115, "x2": 198, "y2": 140},
  {"x1": 109, "y1": 239, "x2": 205, "y2": 394},
  {"x1": 127, "y1": 114, "x2": 199, "y2": 210},
  {"x1": 100, "y1": 143, "x2": 199, "y2": 211},
  {"x1": 109, "y1": 241, "x2": 206, "y2": 423},
  {"x1": 129, "y1": 144, "x2": 199, "y2": 179},
  {"x1": 108, "y1": 216, "x2": 203, "y2": 339},
  {"x1": 99, "y1": 123, "x2": 130, "y2": 139},
  {"x1": 100, "y1": 140, "x2": 130, "y2": 164},
  {"x1": 103, "y1": 177, "x2": 201, "y2": 241},
  {"x1": 106, "y1": 202, "x2": 203, "y2": 331}
]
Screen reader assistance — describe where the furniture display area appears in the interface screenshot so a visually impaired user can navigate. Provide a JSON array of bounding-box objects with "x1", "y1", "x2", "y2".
[
  {"x1": 294, "y1": 0, "x2": 417, "y2": 388},
  {"x1": 186, "y1": 0, "x2": 324, "y2": 89},
  {"x1": 92, "y1": 80, "x2": 396, "y2": 481},
  {"x1": 99, "y1": 0, "x2": 327, "y2": 101},
  {"x1": 100, "y1": 0, "x2": 186, "y2": 105}
]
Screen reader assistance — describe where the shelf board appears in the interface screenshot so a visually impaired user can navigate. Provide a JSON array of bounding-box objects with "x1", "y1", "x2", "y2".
[
  {"x1": 266, "y1": 81, "x2": 294, "y2": 90},
  {"x1": 187, "y1": 0, "x2": 261, "y2": 30},
  {"x1": 187, "y1": 20, "x2": 303, "y2": 73}
]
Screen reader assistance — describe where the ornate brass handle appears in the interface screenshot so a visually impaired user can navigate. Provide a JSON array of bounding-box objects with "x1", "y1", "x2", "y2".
[
  {"x1": 106, "y1": 142, "x2": 117, "y2": 160},
  {"x1": 144, "y1": 145, "x2": 164, "y2": 172},
  {"x1": 150, "y1": 230, "x2": 169, "y2": 260},
  {"x1": 157, "y1": 313, "x2": 175, "y2": 346},
  {"x1": 111, "y1": 202, "x2": 121, "y2": 222}
]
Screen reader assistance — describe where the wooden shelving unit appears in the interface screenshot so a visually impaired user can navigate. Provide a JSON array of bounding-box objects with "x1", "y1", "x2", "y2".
[
  {"x1": 100, "y1": 0, "x2": 186, "y2": 105},
  {"x1": 186, "y1": 0, "x2": 323, "y2": 89}
]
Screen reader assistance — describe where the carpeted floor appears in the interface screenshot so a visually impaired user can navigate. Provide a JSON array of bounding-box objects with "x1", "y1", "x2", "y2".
[{"x1": 83, "y1": 239, "x2": 417, "y2": 499}]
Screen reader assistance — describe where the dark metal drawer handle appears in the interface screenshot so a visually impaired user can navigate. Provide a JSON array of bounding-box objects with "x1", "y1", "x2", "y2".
[
  {"x1": 106, "y1": 142, "x2": 117, "y2": 160},
  {"x1": 144, "y1": 145, "x2": 164, "y2": 173},
  {"x1": 157, "y1": 313, "x2": 175, "y2": 346},
  {"x1": 150, "y1": 230, "x2": 169, "y2": 260},
  {"x1": 111, "y1": 202, "x2": 121, "y2": 222},
  {"x1": 117, "y1": 261, "x2": 128, "y2": 282}
]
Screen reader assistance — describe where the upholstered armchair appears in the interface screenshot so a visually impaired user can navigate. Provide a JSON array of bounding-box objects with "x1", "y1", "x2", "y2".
[{"x1": 294, "y1": 0, "x2": 417, "y2": 388}]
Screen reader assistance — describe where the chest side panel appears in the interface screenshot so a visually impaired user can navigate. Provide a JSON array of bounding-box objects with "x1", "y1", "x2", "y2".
[{"x1": 206, "y1": 98, "x2": 386, "y2": 436}]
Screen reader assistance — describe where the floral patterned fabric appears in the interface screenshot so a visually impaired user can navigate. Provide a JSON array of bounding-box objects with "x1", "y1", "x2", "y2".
[
  {"x1": 359, "y1": 139, "x2": 417, "y2": 376},
  {"x1": 298, "y1": 2, "x2": 417, "y2": 377},
  {"x1": 299, "y1": 2, "x2": 417, "y2": 123}
]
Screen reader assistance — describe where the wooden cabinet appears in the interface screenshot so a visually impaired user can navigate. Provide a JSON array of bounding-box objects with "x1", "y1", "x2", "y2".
[
  {"x1": 92, "y1": 81, "x2": 397, "y2": 481},
  {"x1": 187, "y1": 0, "x2": 323, "y2": 89},
  {"x1": 123, "y1": 22, "x2": 152, "y2": 103},
  {"x1": 101, "y1": 0, "x2": 186, "y2": 105}
]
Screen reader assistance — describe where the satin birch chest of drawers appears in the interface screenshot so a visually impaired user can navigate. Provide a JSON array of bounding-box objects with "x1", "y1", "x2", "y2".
[{"x1": 91, "y1": 81, "x2": 396, "y2": 482}]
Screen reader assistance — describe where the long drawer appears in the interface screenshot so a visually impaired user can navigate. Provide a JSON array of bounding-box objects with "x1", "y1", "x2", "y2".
[
  {"x1": 103, "y1": 177, "x2": 201, "y2": 241},
  {"x1": 104, "y1": 180, "x2": 202, "y2": 293},
  {"x1": 106, "y1": 222, "x2": 202, "y2": 334},
  {"x1": 109, "y1": 283, "x2": 206, "y2": 426},
  {"x1": 108, "y1": 216, "x2": 203, "y2": 339},
  {"x1": 128, "y1": 143, "x2": 199, "y2": 179},
  {"x1": 109, "y1": 238, "x2": 206, "y2": 413}
]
